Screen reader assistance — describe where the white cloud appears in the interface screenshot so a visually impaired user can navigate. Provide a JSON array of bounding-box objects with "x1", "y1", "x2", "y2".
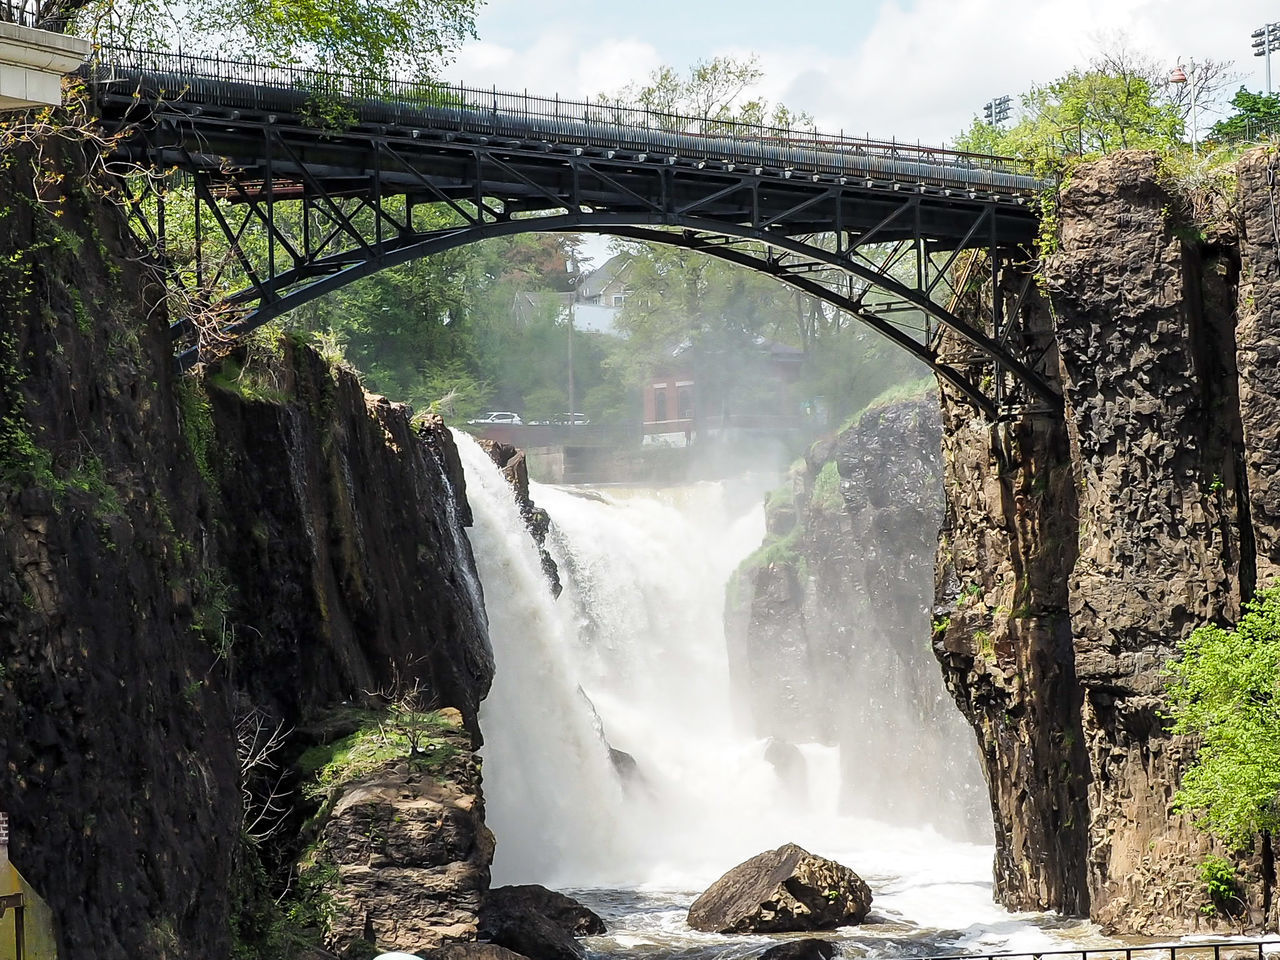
[
  {"x1": 455, "y1": 0, "x2": 1279, "y2": 145},
  {"x1": 742, "y1": 0, "x2": 1273, "y2": 143},
  {"x1": 453, "y1": 28, "x2": 660, "y2": 99}
]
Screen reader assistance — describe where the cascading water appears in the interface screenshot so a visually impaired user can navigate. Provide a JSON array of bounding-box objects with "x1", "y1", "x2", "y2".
[
  {"x1": 454, "y1": 431, "x2": 1098, "y2": 956},
  {"x1": 453, "y1": 432, "x2": 628, "y2": 882}
]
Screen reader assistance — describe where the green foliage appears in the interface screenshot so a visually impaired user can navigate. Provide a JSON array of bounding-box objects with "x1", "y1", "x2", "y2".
[
  {"x1": 836, "y1": 376, "x2": 935, "y2": 434},
  {"x1": 1196, "y1": 854, "x2": 1245, "y2": 917},
  {"x1": 177, "y1": 378, "x2": 218, "y2": 487},
  {"x1": 1211, "y1": 88, "x2": 1280, "y2": 143},
  {"x1": 608, "y1": 238, "x2": 925, "y2": 430},
  {"x1": 68, "y1": 0, "x2": 480, "y2": 79},
  {"x1": 301, "y1": 709, "x2": 459, "y2": 798},
  {"x1": 297, "y1": 91, "x2": 358, "y2": 133},
  {"x1": 192, "y1": 565, "x2": 235, "y2": 642},
  {"x1": 610, "y1": 55, "x2": 813, "y2": 133},
  {"x1": 738, "y1": 523, "x2": 806, "y2": 581},
  {"x1": 208, "y1": 356, "x2": 289, "y2": 405},
  {"x1": 65, "y1": 452, "x2": 123, "y2": 516},
  {"x1": 810, "y1": 460, "x2": 843, "y2": 513},
  {"x1": 1166, "y1": 587, "x2": 1280, "y2": 847},
  {"x1": 952, "y1": 43, "x2": 1215, "y2": 169},
  {"x1": 229, "y1": 831, "x2": 327, "y2": 960},
  {"x1": 309, "y1": 328, "x2": 347, "y2": 368}
]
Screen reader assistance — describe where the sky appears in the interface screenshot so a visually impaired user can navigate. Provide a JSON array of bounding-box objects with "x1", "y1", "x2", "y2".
[{"x1": 450, "y1": 0, "x2": 1279, "y2": 147}]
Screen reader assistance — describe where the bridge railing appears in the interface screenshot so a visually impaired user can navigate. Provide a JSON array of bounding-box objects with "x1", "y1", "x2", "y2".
[
  {"x1": 89, "y1": 45, "x2": 1043, "y2": 195},
  {"x1": 0, "y1": 0, "x2": 69, "y2": 31},
  {"x1": 916, "y1": 941, "x2": 1280, "y2": 960}
]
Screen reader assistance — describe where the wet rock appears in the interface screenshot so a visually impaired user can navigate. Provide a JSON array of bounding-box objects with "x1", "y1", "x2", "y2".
[
  {"x1": 727, "y1": 392, "x2": 987, "y2": 838},
  {"x1": 609, "y1": 746, "x2": 639, "y2": 782},
  {"x1": 321, "y1": 722, "x2": 493, "y2": 956},
  {"x1": 478, "y1": 440, "x2": 562, "y2": 597},
  {"x1": 479, "y1": 885, "x2": 605, "y2": 960},
  {"x1": 435, "y1": 943, "x2": 532, "y2": 960},
  {"x1": 759, "y1": 939, "x2": 838, "y2": 960},
  {"x1": 485, "y1": 885, "x2": 605, "y2": 937},
  {"x1": 763, "y1": 738, "x2": 805, "y2": 780},
  {"x1": 687, "y1": 843, "x2": 872, "y2": 933}
]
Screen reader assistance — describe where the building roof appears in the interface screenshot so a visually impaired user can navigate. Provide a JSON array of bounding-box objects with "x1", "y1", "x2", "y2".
[{"x1": 579, "y1": 253, "x2": 633, "y2": 300}]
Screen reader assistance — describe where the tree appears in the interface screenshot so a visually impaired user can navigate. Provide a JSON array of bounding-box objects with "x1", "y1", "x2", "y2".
[
  {"x1": 1165, "y1": 587, "x2": 1280, "y2": 848},
  {"x1": 65, "y1": 0, "x2": 480, "y2": 76},
  {"x1": 1210, "y1": 87, "x2": 1280, "y2": 142},
  {"x1": 608, "y1": 55, "x2": 813, "y2": 133},
  {"x1": 953, "y1": 41, "x2": 1235, "y2": 167}
]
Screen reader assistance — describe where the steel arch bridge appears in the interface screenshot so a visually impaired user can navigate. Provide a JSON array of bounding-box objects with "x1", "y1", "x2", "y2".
[{"x1": 86, "y1": 47, "x2": 1061, "y2": 419}]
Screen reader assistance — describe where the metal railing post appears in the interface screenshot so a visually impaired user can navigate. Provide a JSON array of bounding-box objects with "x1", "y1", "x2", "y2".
[{"x1": 87, "y1": 43, "x2": 1051, "y2": 198}]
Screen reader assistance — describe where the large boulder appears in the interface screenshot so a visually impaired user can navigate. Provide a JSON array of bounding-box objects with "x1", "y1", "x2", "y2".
[
  {"x1": 479, "y1": 885, "x2": 606, "y2": 960},
  {"x1": 759, "y1": 940, "x2": 837, "y2": 960},
  {"x1": 687, "y1": 843, "x2": 872, "y2": 933},
  {"x1": 434, "y1": 944, "x2": 532, "y2": 960}
]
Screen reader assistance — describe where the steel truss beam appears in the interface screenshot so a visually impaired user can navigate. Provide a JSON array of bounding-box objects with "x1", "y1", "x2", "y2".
[
  {"x1": 155, "y1": 199, "x2": 1056, "y2": 417},
  {"x1": 100, "y1": 80, "x2": 1059, "y2": 418}
]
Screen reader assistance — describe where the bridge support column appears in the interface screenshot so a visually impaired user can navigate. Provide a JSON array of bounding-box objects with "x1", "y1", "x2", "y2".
[{"x1": 0, "y1": 22, "x2": 89, "y2": 112}]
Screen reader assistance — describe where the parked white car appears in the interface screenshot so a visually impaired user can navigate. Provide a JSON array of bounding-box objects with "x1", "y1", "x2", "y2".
[{"x1": 467, "y1": 411, "x2": 523, "y2": 425}]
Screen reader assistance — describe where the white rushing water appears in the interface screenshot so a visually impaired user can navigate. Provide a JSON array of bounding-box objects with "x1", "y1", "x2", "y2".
[{"x1": 454, "y1": 431, "x2": 1099, "y2": 957}]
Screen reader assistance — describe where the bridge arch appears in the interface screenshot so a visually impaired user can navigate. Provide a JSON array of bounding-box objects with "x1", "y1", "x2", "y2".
[
  {"x1": 89, "y1": 48, "x2": 1061, "y2": 417},
  {"x1": 203, "y1": 212, "x2": 1054, "y2": 419}
]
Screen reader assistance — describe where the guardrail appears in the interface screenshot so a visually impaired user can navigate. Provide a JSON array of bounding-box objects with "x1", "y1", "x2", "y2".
[
  {"x1": 1219, "y1": 117, "x2": 1280, "y2": 144},
  {"x1": 88, "y1": 45, "x2": 1044, "y2": 195},
  {"x1": 0, "y1": 0, "x2": 68, "y2": 31},
  {"x1": 916, "y1": 940, "x2": 1280, "y2": 960}
]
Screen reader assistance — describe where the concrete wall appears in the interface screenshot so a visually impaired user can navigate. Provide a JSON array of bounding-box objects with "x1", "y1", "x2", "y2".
[{"x1": 0, "y1": 23, "x2": 89, "y2": 112}]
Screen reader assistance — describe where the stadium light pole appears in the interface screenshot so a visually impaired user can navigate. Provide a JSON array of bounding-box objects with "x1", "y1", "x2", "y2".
[
  {"x1": 982, "y1": 95, "x2": 1011, "y2": 128},
  {"x1": 1253, "y1": 22, "x2": 1280, "y2": 96}
]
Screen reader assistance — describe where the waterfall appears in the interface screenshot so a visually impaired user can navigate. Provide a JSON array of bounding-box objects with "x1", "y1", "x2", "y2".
[
  {"x1": 454, "y1": 431, "x2": 1094, "y2": 950},
  {"x1": 453, "y1": 433, "x2": 628, "y2": 883}
]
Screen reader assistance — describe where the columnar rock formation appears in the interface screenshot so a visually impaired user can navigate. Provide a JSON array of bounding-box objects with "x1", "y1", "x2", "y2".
[
  {"x1": 0, "y1": 142, "x2": 495, "y2": 957},
  {"x1": 933, "y1": 149, "x2": 1280, "y2": 932},
  {"x1": 728, "y1": 390, "x2": 988, "y2": 837}
]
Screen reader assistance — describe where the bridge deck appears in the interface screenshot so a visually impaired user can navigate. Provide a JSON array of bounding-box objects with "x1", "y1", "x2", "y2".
[
  {"x1": 85, "y1": 48, "x2": 1060, "y2": 415},
  {"x1": 88, "y1": 48, "x2": 1044, "y2": 250}
]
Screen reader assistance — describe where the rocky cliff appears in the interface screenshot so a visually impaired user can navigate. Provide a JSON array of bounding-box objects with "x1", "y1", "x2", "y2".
[
  {"x1": 0, "y1": 141, "x2": 494, "y2": 958},
  {"x1": 728, "y1": 387, "x2": 988, "y2": 837},
  {"x1": 933, "y1": 148, "x2": 1280, "y2": 932}
]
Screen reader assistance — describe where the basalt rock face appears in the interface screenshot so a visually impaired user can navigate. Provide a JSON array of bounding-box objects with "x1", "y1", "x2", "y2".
[
  {"x1": 933, "y1": 149, "x2": 1280, "y2": 933},
  {"x1": 319, "y1": 710, "x2": 493, "y2": 955},
  {"x1": 0, "y1": 142, "x2": 495, "y2": 956},
  {"x1": 0, "y1": 142, "x2": 240, "y2": 960},
  {"x1": 206, "y1": 342, "x2": 494, "y2": 739},
  {"x1": 477, "y1": 439, "x2": 561, "y2": 598},
  {"x1": 727, "y1": 392, "x2": 988, "y2": 837},
  {"x1": 1235, "y1": 150, "x2": 1280, "y2": 589}
]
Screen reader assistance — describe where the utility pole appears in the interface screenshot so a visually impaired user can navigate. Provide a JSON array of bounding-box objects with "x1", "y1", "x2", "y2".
[
  {"x1": 1169, "y1": 62, "x2": 1199, "y2": 156},
  {"x1": 565, "y1": 257, "x2": 577, "y2": 424},
  {"x1": 1253, "y1": 22, "x2": 1280, "y2": 96}
]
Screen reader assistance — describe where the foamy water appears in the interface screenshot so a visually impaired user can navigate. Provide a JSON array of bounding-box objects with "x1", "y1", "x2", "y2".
[{"x1": 454, "y1": 432, "x2": 1103, "y2": 956}]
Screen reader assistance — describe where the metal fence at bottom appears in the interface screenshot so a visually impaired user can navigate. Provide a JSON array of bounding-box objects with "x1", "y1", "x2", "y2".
[{"x1": 910, "y1": 941, "x2": 1280, "y2": 960}]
